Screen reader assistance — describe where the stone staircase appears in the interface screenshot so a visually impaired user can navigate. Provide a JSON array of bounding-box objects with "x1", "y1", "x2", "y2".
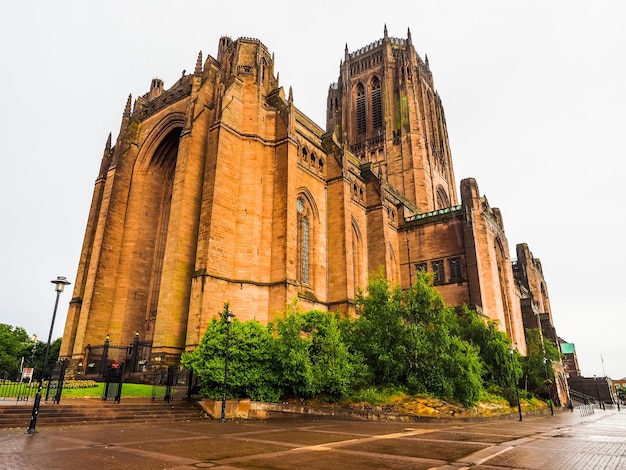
[{"x1": 0, "y1": 398, "x2": 206, "y2": 429}]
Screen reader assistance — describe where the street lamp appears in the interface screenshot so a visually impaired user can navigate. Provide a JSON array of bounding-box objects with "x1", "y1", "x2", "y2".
[
  {"x1": 542, "y1": 357, "x2": 554, "y2": 415},
  {"x1": 131, "y1": 331, "x2": 140, "y2": 372},
  {"x1": 509, "y1": 347, "x2": 523, "y2": 421},
  {"x1": 26, "y1": 276, "x2": 71, "y2": 434},
  {"x1": 220, "y1": 310, "x2": 235, "y2": 422}
]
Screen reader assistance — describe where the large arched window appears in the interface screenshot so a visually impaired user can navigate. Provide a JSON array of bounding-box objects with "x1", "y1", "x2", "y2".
[
  {"x1": 351, "y1": 219, "x2": 363, "y2": 292},
  {"x1": 356, "y1": 83, "x2": 366, "y2": 135},
  {"x1": 296, "y1": 192, "x2": 319, "y2": 289},
  {"x1": 297, "y1": 197, "x2": 310, "y2": 285},
  {"x1": 371, "y1": 76, "x2": 382, "y2": 130}
]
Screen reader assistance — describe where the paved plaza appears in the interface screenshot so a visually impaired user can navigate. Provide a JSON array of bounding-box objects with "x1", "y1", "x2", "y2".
[{"x1": 1, "y1": 408, "x2": 625, "y2": 469}]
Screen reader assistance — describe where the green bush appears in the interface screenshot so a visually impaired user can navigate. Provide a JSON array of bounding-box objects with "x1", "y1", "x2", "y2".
[
  {"x1": 181, "y1": 307, "x2": 281, "y2": 402},
  {"x1": 183, "y1": 272, "x2": 547, "y2": 410}
]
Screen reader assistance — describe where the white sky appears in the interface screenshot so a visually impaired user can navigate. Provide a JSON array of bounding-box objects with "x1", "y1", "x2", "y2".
[{"x1": 1, "y1": 1, "x2": 624, "y2": 379}]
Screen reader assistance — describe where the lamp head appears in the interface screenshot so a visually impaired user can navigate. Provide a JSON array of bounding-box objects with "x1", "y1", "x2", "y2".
[{"x1": 51, "y1": 276, "x2": 71, "y2": 293}]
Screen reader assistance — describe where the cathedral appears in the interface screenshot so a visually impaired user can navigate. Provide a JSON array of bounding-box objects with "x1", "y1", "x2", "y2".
[{"x1": 60, "y1": 27, "x2": 537, "y2": 372}]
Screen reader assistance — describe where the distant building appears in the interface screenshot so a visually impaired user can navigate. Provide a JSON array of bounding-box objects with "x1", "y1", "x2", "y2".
[
  {"x1": 560, "y1": 341, "x2": 581, "y2": 378},
  {"x1": 613, "y1": 379, "x2": 626, "y2": 403},
  {"x1": 568, "y1": 375, "x2": 618, "y2": 405}
]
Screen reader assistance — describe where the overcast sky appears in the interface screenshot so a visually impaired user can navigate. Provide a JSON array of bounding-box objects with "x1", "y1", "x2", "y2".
[{"x1": 1, "y1": 1, "x2": 624, "y2": 379}]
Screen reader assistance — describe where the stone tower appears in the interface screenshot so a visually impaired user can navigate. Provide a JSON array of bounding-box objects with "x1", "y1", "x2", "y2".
[{"x1": 327, "y1": 26, "x2": 457, "y2": 212}]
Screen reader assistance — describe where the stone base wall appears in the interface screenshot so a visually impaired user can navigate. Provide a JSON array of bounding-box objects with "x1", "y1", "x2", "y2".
[
  {"x1": 197, "y1": 398, "x2": 251, "y2": 419},
  {"x1": 195, "y1": 400, "x2": 559, "y2": 422}
]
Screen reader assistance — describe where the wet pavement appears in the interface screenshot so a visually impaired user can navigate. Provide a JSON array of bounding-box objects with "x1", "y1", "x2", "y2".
[{"x1": 1, "y1": 407, "x2": 625, "y2": 469}]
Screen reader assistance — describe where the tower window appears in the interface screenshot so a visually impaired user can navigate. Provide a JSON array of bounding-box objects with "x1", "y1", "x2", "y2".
[
  {"x1": 372, "y1": 77, "x2": 382, "y2": 130},
  {"x1": 435, "y1": 186, "x2": 450, "y2": 209},
  {"x1": 415, "y1": 262, "x2": 427, "y2": 273},
  {"x1": 356, "y1": 83, "x2": 366, "y2": 135}
]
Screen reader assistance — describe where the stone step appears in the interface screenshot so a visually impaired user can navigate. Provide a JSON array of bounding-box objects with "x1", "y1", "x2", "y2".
[{"x1": 0, "y1": 398, "x2": 205, "y2": 429}]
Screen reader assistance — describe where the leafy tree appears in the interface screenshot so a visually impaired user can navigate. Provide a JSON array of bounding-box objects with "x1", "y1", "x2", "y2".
[
  {"x1": 402, "y1": 271, "x2": 483, "y2": 406},
  {"x1": 304, "y1": 310, "x2": 364, "y2": 399},
  {"x1": 0, "y1": 324, "x2": 33, "y2": 380},
  {"x1": 30, "y1": 337, "x2": 62, "y2": 378},
  {"x1": 272, "y1": 303, "x2": 367, "y2": 400},
  {"x1": 445, "y1": 336, "x2": 484, "y2": 407},
  {"x1": 349, "y1": 271, "x2": 484, "y2": 406},
  {"x1": 458, "y1": 307, "x2": 515, "y2": 389},
  {"x1": 270, "y1": 302, "x2": 314, "y2": 397},
  {"x1": 181, "y1": 305, "x2": 280, "y2": 402},
  {"x1": 350, "y1": 274, "x2": 408, "y2": 386},
  {"x1": 522, "y1": 328, "x2": 561, "y2": 395}
]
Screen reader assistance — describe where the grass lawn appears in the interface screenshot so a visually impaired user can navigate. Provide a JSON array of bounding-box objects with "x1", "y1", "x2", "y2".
[
  {"x1": 0, "y1": 382, "x2": 162, "y2": 399},
  {"x1": 62, "y1": 383, "x2": 162, "y2": 398}
]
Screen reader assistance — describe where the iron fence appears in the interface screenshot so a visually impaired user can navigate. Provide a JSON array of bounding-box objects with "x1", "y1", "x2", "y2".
[
  {"x1": 85, "y1": 339, "x2": 152, "y2": 379},
  {"x1": 0, "y1": 379, "x2": 35, "y2": 402},
  {"x1": 152, "y1": 366, "x2": 197, "y2": 402}
]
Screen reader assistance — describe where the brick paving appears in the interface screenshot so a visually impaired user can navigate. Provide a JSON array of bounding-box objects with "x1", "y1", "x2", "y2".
[{"x1": 1, "y1": 407, "x2": 625, "y2": 469}]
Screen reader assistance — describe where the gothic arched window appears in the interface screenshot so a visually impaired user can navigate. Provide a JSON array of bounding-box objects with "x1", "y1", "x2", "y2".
[
  {"x1": 351, "y1": 220, "x2": 363, "y2": 292},
  {"x1": 371, "y1": 76, "x2": 382, "y2": 130},
  {"x1": 297, "y1": 197, "x2": 310, "y2": 285},
  {"x1": 301, "y1": 216, "x2": 310, "y2": 285},
  {"x1": 356, "y1": 83, "x2": 366, "y2": 135},
  {"x1": 435, "y1": 186, "x2": 450, "y2": 209}
]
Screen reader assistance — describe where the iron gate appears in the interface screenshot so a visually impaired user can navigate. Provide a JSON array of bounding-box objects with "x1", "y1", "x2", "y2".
[
  {"x1": 85, "y1": 338, "x2": 152, "y2": 379},
  {"x1": 102, "y1": 363, "x2": 125, "y2": 403},
  {"x1": 45, "y1": 359, "x2": 68, "y2": 403},
  {"x1": 152, "y1": 366, "x2": 197, "y2": 402}
]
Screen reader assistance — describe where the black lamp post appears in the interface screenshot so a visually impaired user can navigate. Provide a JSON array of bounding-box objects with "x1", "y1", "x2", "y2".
[
  {"x1": 509, "y1": 347, "x2": 523, "y2": 421},
  {"x1": 26, "y1": 276, "x2": 71, "y2": 434},
  {"x1": 220, "y1": 311, "x2": 235, "y2": 422},
  {"x1": 542, "y1": 357, "x2": 554, "y2": 415},
  {"x1": 101, "y1": 334, "x2": 110, "y2": 377},
  {"x1": 131, "y1": 331, "x2": 139, "y2": 372}
]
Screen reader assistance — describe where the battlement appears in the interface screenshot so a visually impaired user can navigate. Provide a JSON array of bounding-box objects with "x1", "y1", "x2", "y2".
[{"x1": 349, "y1": 37, "x2": 407, "y2": 59}]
